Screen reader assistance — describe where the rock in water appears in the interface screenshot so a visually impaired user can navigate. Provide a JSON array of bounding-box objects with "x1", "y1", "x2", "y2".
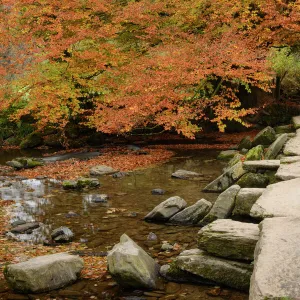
[
  {"x1": 171, "y1": 169, "x2": 203, "y2": 179},
  {"x1": 169, "y1": 199, "x2": 212, "y2": 225},
  {"x1": 203, "y1": 162, "x2": 246, "y2": 192},
  {"x1": 250, "y1": 217, "x2": 300, "y2": 299},
  {"x1": 51, "y1": 226, "x2": 74, "y2": 243},
  {"x1": 198, "y1": 219, "x2": 259, "y2": 261},
  {"x1": 232, "y1": 188, "x2": 265, "y2": 216},
  {"x1": 144, "y1": 196, "x2": 187, "y2": 221},
  {"x1": 252, "y1": 126, "x2": 276, "y2": 146},
  {"x1": 4, "y1": 253, "x2": 83, "y2": 293},
  {"x1": 90, "y1": 165, "x2": 118, "y2": 176},
  {"x1": 199, "y1": 185, "x2": 240, "y2": 225},
  {"x1": 217, "y1": 150, "x2": 239, "y2": 160},
  {"x1": 175, "y1": 249, "x2": 253, "y2": 291},
  {"x1": 107, "y1": 234, "x2": 159, "y2": 289}
]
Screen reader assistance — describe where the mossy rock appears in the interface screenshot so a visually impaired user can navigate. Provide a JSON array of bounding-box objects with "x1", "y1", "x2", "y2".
[
  {"x1": 238, "y1": 136, "x2": 252, "y2": 150},
  {"x1": 274, "y1": 124, "x2": 294, "y2": 134},
  {"x1": 252, "y1": 127, "x2": 276, "y2": 147},
  {"x1": 245, "y1": 145, "x2": 264, "y2": 161},
  {"x1": 20, "y1": 132, "x2": 43, "y2": 149},
  {"x1": 4, "y1": 136, "x2": 21, "y2": 146},
  {"x1": 237, "y1": 173, "x2": 269, "y2": 188},
  {"x1": 62, "y1": 180, "x2": 78, "y2": 190},
  {"x1": 217, "y1": 150, "x2": 238, "y2": 160},
  {"x1": 77, "y1": 177, "x2": 100, "y2": 188},
  {"x1": 228, "y1": 153, "x2": 244, "y2": 168},
  {"x1": 43, "y1": 134, "x2": 62, "y2": 148}
]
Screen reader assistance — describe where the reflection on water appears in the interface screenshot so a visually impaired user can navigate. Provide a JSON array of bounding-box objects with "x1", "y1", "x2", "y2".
[{"x1": 1, "y1": 150, "x2": 226, "y2": 250}]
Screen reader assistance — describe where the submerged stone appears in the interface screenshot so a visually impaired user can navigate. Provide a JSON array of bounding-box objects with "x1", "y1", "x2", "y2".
[{"x1": 171, "y1": 169, "x2": 203, "y2": 180}]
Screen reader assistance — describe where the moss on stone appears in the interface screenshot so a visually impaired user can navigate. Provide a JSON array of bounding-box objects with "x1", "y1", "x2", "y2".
[
  {"x1": 245, "y1": 145, "x2": 264, "y2": 161},
  {"x1": 237, "y1": 173, "x2": 269, "y2": 188}
]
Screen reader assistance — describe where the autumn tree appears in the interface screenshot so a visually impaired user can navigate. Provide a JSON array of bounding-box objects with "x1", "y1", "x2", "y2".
[{"x1": 1, "y1": 0, "x2": 300, "y2": 138}]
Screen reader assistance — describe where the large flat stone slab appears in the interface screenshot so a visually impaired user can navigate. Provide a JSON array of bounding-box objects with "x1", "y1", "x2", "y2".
[
  {"x1": 175, "y1": 249, "x2": 253, "y2": 291},
  {"x1": 243, "y1": 160, "x2": 280, "y2": 172},
  {"x1": 203, "y1": 162, "x2": 246, "y2": 192},
  {"x1": 276, "y1": 161, "x2": 300, "y2": 180},
  {"x1": 250, "y1": 178, "x2": 300, "y2": 219},
  {"x1": 198, "y1": 219, "x2": 259, "y2": 261},
  {"x1": 250, "y1": 217, "x2": 300, "y2": 299},
  {"x1": 283, "y1": 129, "x2": 300, "y2": 156}
]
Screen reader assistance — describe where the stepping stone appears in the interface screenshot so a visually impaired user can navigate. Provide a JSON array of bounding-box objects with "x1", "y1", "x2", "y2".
[
  {"x1": 250, "y1": 217, "x2": 300, "y2": 299},
  {"x1": 283, "y1": 129, "x2": 300, "y2": 156},
  {"x1": 276, "y1": 160, "x2": 300, "y2": 180},
  {"x1": 250, "y1": 178, "x2": 300, "y2": 219},
  {"x1": 292, "y1": 116, "x2": 300, "y2": 129},
  {"x1": 198, "y1": 219, "x2": 259, "y2": 261},
  {"x1": 280, "y1": 156, "x2": 300, "y2": 164},
  {"x1": 264, "y1": 133, "x2": 288, "y2": 159},
  {"x1": 243, "y1": 160, "x2": 280, "y2": 172}
]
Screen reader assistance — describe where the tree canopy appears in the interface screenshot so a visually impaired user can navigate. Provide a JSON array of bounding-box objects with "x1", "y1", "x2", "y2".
[{"x1": 1, "y1": 0, "x2": 300, "y2": 137}]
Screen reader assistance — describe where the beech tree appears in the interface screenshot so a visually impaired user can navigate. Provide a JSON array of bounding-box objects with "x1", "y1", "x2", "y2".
[{"x1": 1, "y1": 0, "x2": 300, "y2": 137}]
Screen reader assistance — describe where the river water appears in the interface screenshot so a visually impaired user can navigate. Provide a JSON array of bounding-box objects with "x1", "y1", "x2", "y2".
[{"x1": 0, "y1": 148, "x2": 248, "y2": 300}]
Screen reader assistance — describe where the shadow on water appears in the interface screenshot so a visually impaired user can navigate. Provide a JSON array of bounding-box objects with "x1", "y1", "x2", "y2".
[{"x1": 0, "y1": 149, "x2": 248, "y2": 300}]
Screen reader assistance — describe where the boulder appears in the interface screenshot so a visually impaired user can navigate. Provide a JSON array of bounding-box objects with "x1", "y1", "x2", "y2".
[
  {"x1": 250, "y1": 178, "x2": 300, "y2": 219},
  {"x1": 276, "y1": 160, "x2": 300, "y2": 181},
  {"x1": 252, "y1": 126, "x2": 276, "y2": 146},
  {"x1": 238, "y1": 136, "x2": 252, "y2": 150},
  {"x1": 203, "y1": 162, "x2": 246, "y2": 192},
  {"x1": 283, "y1": 129, "x2": 300, "y2": 156},
  {"x1": 243, "y1": 160, "x2": 280, "y2": 172},
  {"x1": 232, "y1": 188, "x2": 265, "y2": 216},
  {"x1": 217, "y1": 150, "x2": 239, "y2": 160},
  {"x1": 198, "y1": 220, "x2": 259, "y2": 261},
  {"x1": 171, "y1": 169, "x2": 203, "y2": 180},
  {"x1": 199, "y1": 185, "x2": 240, "y2": 225},
  {"x1": 10, "y1": 222, "x2": 40, "y2": 234},
  {"x1": 6, "y1": 158, "x2": 44, "y2": 170},
  {"x1": 292, "y1": 115, "x2": 300, "y2": 129},
  {"x1": 51, "y1": 227, "x2": 74, "y2": 243},
  {"x1": 169, "y1": 199, "x2": 212, "y2": 225},
  {"x1": 264, "y1": 133, "x2": 288, "y2": 159},
  {"x1": 274, "y1": 124, "x2": 294, "y2": 134},
  {"x1": 249, "y1": 217, "x2": 300, "y2": 300},
  {"x1": 175, "y1": 249, "x2": 253, "y2": 291},
  {"x1": 227, "y1": 153, "x2": 244, "y2": 169},
  {"x1": 144, "y1": 196, "x2": 187, "y2": 221},
  {"x1": 236, "y1": 173, "x2": 269, "y2": 188},
  {"x1": 245, "y1": 145, "x2": 264, "y2": 161},
  {"x1": 90, "y1": 165, "x2": 118, "y2": 176},
  {"x1": 4, "y1": 253, "x2": 83, "y2": 293},
  {"x1": 107, "y1": 234, "x2": 159, "y2": 289},
  {"x1": 159, "y1": 263, "x2": 215, "y2": 285},
  {"x1": 20, "y1": 132, "x2": 43, "y2": 149}
]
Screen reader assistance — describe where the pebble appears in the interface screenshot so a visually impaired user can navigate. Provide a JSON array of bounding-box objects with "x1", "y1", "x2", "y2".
[
  {"x1": 147, "y1": 232, "x2": 158, "y2": 241},
  {"x1": 151, "y1": 189, "x2": 166, "y2": 195}
]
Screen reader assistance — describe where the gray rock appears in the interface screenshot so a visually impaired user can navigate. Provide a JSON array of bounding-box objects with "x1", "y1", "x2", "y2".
[
  {"x1": 252, "y1": 126, "x2": 276, "y2": 146},
  {"x1": 169, "y1": 199, "x2": 212, "y2": 225},
  {"x1": 245, "y1": 145, "x2": 264, "y2": 161},
  {"x1": 147, "y1": 232, "x2": 157, "y2": 241},
  {"x1": 274, "y1": 124, "x2": 294, "y2": 134},
  {"x1": 6, "y1": 157, "x2": 44, "y2": 170},
  {"x1": 250, "y1": 178, "x2": 300, "y2": 219},
  {"x1": 175, "y1": 249, "x2": 253, "y2": 291},
  {"x1": 91, "y1": 194, "x2": 109, "y2": 203},
  {"x1": 283, "y1": 129, "x2": 300, "y2": 156},
  {"x1": 198, "y1": 219, "x2": 259, "y2": 261},
  {"x1": 4, "y1": 253, "x2": 83, "y2": 293},
  {"x1": 232, "y1": 188, "x2": 265, "y2": 216},
  {"x1": 236, "y1": 173, "x2": 269, "y2": 188},
  {"x1": 10, "y1": 222, "x2": 40, "y2": 234},
  {"x1": 292, "y1": 116, "x2": 300, "y2": 129},
  {"x1": 264, "y1": 133, "x2": 288, "y2": 159},
  {"x1": 200, "y1": 185, "x2": 240, "y2": 225},
  {"x1": 227, "y1": 154, "x2": 244, "y2": 170},
  {"x1": 280, "y1": 156, "x2": 300, "y2": 164},
  {"x1": 171, "y1": 169, "x2": 203, "y2": 180},
  {"x1": 238, "y1": 136, "x2": 252, "y2": 150},
  {"x1": 77, "y1": 177, "x2": 100, "y2": 188},
  {"x1": 107, "y1": 234, "x2": 159, "y2": 289},
  {"x1": 217, "y1": 150, "x2": 239, "y2": 160},
  {"x1": 276, "y1": 161, "x2": 300, "y2": 180},
  {"x1": 203, "y1": 162, "x2": 246, "y2": 192},
  {"x1": 144, "y1": 196, "x2": 187, "y2": 221},
  {"x1": 151, "y1": 189, "x2": 166, "y2": 195},
  {"x1": 249, "y1": 217, "x2": 300, "y2": 300},
  {"x1": 90, "y1": 165, "x2": 118, "y2": 176},
  {"x1": 51, "y1": 226, "x2": 74, "y2": 243},
  {"x1": 243, "y1": 160, "x2": 280, "y2": 172},
  {"x1": 161, "y1": 242, "x2": 174, "y2": 251}
]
